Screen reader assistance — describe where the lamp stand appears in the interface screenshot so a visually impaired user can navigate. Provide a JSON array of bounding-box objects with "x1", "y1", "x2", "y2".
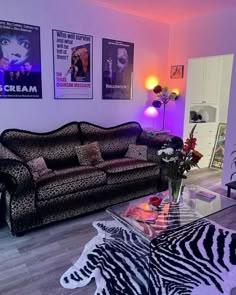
[{"x1": 162, "y1": 103, "x2": 166, "y2": 130}]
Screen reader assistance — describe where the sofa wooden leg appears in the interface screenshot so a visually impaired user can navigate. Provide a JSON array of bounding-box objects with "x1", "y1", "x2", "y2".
[{"x1": 12, "y1": 231, "x2": 25, "y2": 237}]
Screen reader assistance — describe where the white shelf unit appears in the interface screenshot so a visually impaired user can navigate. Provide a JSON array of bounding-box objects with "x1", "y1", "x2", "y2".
[
  {"x1": 189, "y1": 105, "x2": 217, "y2": 123},
  {"x1": 183, "y1": 54, "x2": 233, "y2": 168}
]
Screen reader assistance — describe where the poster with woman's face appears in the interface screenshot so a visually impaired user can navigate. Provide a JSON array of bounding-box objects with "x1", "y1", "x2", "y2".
[
  {"x1": 52, "y1": 29, "x2": 93, "y2": 99},
  {"x1": 102, "y1": 38, "x2": 134, "y2": 100},
  {"x1": 0, "y1": 20, "x2": 42, "y2": 98}
]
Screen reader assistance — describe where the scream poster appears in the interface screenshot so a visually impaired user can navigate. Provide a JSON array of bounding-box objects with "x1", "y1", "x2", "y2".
[
  {"x1": 0, "y1": 20, "x2": 42, "y2": 98},
  {"x1": 53, "y1": 29, "x2": 93, "y2": 99},
  {"x1": 102, "y1": 38, "x2": 134, "y2": 100}
]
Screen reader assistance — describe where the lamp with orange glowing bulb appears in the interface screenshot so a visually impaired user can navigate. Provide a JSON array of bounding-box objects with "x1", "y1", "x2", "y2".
[
  {"x1": 145, "y1": 76, "x2": 159, "y2": 90},
  {"x1": 152, "y1": 85, "x2": 179, "y2": 130}
]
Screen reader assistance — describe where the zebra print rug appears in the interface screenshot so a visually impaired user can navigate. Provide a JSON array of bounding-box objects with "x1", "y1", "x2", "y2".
[{"x1": 60, "y1": 219, "x2": 236, "y2": 295}]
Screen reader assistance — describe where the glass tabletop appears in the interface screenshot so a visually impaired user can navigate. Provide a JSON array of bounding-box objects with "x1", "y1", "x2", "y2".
[{"x1": 106, "y1": 185, "x2": 236, "y2": 242}]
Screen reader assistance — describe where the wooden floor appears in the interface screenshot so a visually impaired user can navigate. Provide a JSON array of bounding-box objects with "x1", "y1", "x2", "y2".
[{"x1": 0, "y1": 168, "x2": 236, "y2": 295}]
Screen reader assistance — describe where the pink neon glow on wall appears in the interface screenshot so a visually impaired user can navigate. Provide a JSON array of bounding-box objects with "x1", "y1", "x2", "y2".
[{"x1": 144, "y1": 106, "x2": 159, "y2": 117}]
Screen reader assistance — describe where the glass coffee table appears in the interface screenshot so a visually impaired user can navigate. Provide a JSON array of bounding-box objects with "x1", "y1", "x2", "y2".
[
  {"x1": 106, "y1": 185, "x2": 236, "y2": 293},
  {"x1": 106, "y1": 185, "x2": 236, "y2": 243}
]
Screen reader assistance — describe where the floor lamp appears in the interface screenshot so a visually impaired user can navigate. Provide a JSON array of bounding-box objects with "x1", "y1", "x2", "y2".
[{"x1": 152, "y1": 85, "x2": 179, "y2": 130}]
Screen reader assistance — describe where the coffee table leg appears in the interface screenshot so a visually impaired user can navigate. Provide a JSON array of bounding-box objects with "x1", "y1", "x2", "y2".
[
  {"x1": 148, "y1": 245, "x2": 151, "y2": 295},
  {"x1": 227, "y1": 187, "x2": 231, "y2": 198}
]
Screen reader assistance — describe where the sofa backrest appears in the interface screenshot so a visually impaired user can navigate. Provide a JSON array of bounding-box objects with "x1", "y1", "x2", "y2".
[
  {"x1": 79, "y1": 121, "x2": 142, "y2": 159},
  {"x1": 1, "y1": 122, "x2": 81, "y2": 169}
]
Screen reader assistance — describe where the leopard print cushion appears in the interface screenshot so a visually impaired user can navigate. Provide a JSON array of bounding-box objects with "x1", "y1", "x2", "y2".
[
  {"x1": 75, "y1": 142, "x2": 104, "y2": 166},
  {"x1": 125, "y1": 144, "x2": 147, "y2": 161},
  {"x1": 1, "y1": 122, "x2": 81, "y2": 169},
  {"x1": 95, "y1": 158, "x2": 159, "y2": 184},
  {"x1": 36, "y1": 166, "x2": 106, "y2": 201},
  {"x1": 27, "y1": 157, "x2": 52, "y2": 182},
  {"x1": 106, "y1": 165, "x2": 159, "y2": 185},
  {"x1": 95, "y1": 158, "x2": 156, "y2": 173},
  {"x1": 79, "y1": 122, "x2": 142, "y2": 160}
]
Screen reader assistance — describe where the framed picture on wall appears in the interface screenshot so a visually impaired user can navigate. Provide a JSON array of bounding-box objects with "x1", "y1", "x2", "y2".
[
  {"x1": 0, "y1": 20, "x2": 42, "y2": 98},
  {"x1": 170, "y1": 65, "x2": 184, "y2": 79},
  {"x1": 52, "y1": 29, "x2": 93, "y2": 99},
  {"x1": 102, "y1": 38, "x2": 134, "y2": 100},
  {"x1": 210, "y1": 123, "x2": 227, "y2": 169}
]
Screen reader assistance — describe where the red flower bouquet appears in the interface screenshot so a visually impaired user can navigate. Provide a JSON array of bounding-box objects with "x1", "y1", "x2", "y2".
[{"x1": 157, "y1": 124, "x2": 203, "y2": 179}]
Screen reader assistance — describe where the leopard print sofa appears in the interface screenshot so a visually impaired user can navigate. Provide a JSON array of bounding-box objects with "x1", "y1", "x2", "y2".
[{"x1": 0, "y1": 121, "x2": 182, "y2": 235}]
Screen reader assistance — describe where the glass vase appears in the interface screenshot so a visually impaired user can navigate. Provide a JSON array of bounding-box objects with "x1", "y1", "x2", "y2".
[{"x1": 168, "y1": 178, "x2": 183, "y2": 204}]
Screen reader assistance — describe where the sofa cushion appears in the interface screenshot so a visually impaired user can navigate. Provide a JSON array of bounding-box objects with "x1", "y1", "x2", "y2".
[
  {"x1": 79, "y1": 122, "x2": 142, "y2": 160},
  {"x1": 36, "y1": 166, "x2": 106, "y2": 201},
  {"x1": 95, "y1": 158, "x2": 159, "y2": 184},
  {"x1": 1, "y1": 122, "x2": 81, "y2": 169},
  {"x1": 75, "y1": 142, "x2": 104, "y2": 166},
  {"x1": 125, "y1": 144, "x2": 148, "y2": 161},
  {"x1": 27, "y1": 157, "x2": 52, "y2": 181}
]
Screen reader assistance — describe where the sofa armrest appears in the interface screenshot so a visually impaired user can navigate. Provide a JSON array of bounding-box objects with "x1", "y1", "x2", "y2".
[
  {"x1": 0, "y1": 159, "x2": 34, "y2": 194},
  {"x1": 0, "y1": 159, "x2": 38, "y2": 235},
  {"x1": 138, "y1": 131, "x2": 183, "y2": 162},
  {"x1": 138, "y1": 130, "x2": 183, "y2": 149},
  {"x1": 0, "y1": 181, "x2": 6, "y2": 192},
  {"x1": 0, "y1": 143, "x2": 34, "y2": 192},
  {"x1": 0, "y1": 142, "x2": 23, "y2": 161}
]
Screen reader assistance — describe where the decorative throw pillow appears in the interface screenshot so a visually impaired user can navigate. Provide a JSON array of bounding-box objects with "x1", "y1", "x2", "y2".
[
  {"x1": 75, "y1": 142, "x2": 104, "y2": 166},
  {"x1": 27, "y1": 157, "x2": 52, "y2": 181},
  {"x1": 125, "y1": 144, "x2": 148, "y2": 161}
]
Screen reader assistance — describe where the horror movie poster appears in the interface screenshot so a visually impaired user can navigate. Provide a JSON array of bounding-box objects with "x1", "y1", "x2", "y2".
[
  {"x1": 210, "y1": 123, "x2": 227, "y2": 169},
  {"x1": 53, "y1": 29, "x2": 93, "y2": 99},
  {"x1": 0, "y1": 20, "x2": 42, "y2": 99},
  {"x1": 102, "y1": 38, "x2": 134, "y2": 100}
]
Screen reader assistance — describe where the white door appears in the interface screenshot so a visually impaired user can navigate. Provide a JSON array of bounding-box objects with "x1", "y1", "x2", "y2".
[
  {"x1": 203, "y1": 56, "x2": 222, "y2": 105},
  {"x1": 187, "y1": 58, "x2": 205, "y2": 104}
]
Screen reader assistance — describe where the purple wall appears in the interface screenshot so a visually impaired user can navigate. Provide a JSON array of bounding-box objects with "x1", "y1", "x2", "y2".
[
  {"x1": 168, "y1": 7, "x2": 236, "y2": 185},
  {"x1": 0, "y1": 0, "x2": 169, "y2": 132}
]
